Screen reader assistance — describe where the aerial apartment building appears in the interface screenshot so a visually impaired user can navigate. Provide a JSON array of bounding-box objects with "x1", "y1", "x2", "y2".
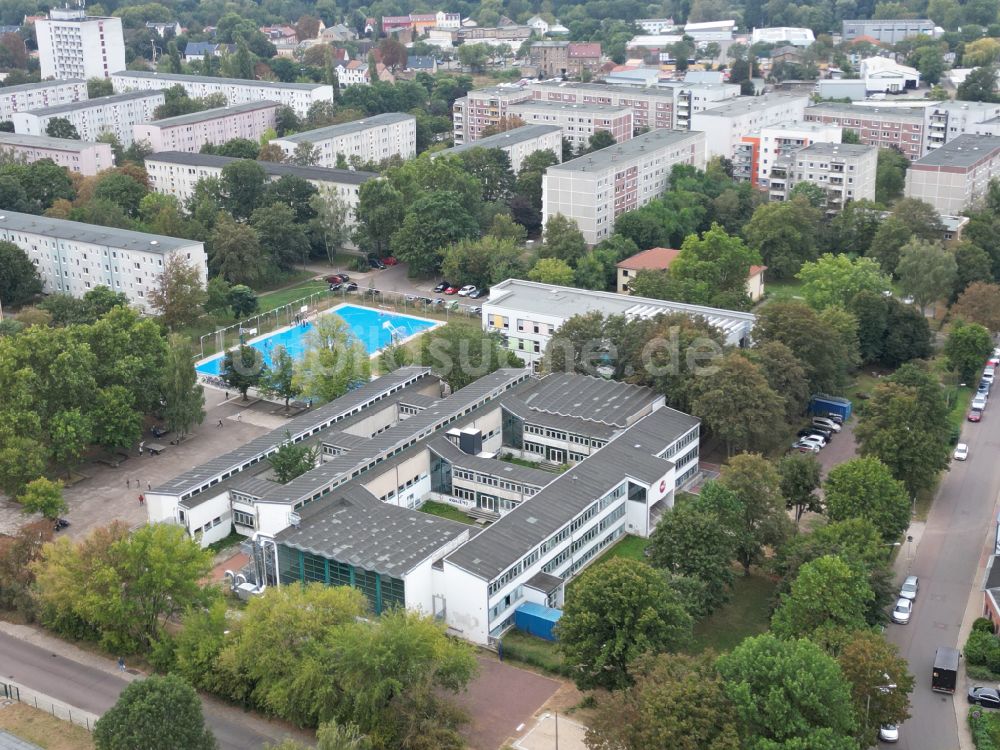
[
  {"x1": 144, "y1": 152, "x2": 375, "y2": 226},
  {"x1": 0, "y1": 79, "x2": 88, "y2": 122},
  {"x1": 133, "y1": 101, "x2": 280, "y2": 153},
  {"x1": 452, "y1": 85, "x2": 535, "y2": 144},
  {"x1": 0, "y1": 211, "x2": 207, "y2": 313},
  {"x1": 434, "y1": 124, "x2": 562, "y2": 172},
  {"x1": 735, "y1": 120, "x2": 843, "y2": 186},
  {"x1": 542, "y1": 128, "x2": 706, "y2": 245},
  {"x1": 12, "y1": 90, "x2": 165, "y2": 147},
  {"x1": 771, "y1": 142, "x2": 878, "y2": 211},
  {"x1": 803, "y1": 102, "x2": 926, "y2": 160},
  {"x1": 529, "y1": 41, "x2": 603, "y2": 78},
  {"x1": 508, "y1": 101, "x2": 633, "y2": 150},
  {"x1": 35, "y1": 7, "x2": 125, "y2": 80},
  {"x1": 689, "y1": 93, "x2": 810, "y2": 159},
  {"x1": 111, "y1": 71, "x2": 334, "y2": 117},
  {"x1": 905, "y1": 134, "x2": 1000, "y2": 214},
  {"x1": 0, "y1": 132, "x2": 115, "y2": 175},
  {"x1": 270, "y1": 113, "x2": 417, "y2": 167}
]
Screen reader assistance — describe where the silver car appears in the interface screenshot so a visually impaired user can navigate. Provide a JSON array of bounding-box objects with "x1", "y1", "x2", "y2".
[
  {"x1": 880, "y1": 724, "x2": 899, "y2": 743},
  {"x1": 900, "y1": 575, "x2": 918, "y2": 601},
  {"x1": 891, "y1": 598, "x2": 912, "y2": 624}
]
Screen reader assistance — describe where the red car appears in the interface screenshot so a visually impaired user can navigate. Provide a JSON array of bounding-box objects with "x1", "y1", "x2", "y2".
[
  {"x1": 444, "y1": 285, "x2": 460, "y2": 294},
  {"x1": 969, "y1": 408, "x2": 983, "y2": 422},
  {"x1": 383, "y1": 256, "x2": 399, "y2": 266}
]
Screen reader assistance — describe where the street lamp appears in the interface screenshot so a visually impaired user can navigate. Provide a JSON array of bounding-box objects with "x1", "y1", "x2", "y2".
[{"x1": 866, "y1": 679, "x2": 897, "y2": 737}]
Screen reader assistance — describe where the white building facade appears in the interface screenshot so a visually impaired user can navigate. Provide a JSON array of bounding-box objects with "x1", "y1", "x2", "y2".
[
  {"x1": 12, "y1": 90, "x2": 166, "y2": 147},
  {"x1": 905, "y1": 134, "x2": 1000, "y2": 214},
  {"x1": 133, "y1": 101, "x2": 280, "y2": 153},
  {"x1": 0, "y1": 211, "x2": 207, "y2": 313},
  {"x1": 435, "y1": 124, "x2": 562, "y2": 172},
  {"x1": 0, "y1": 132, "x2": 115, "y2": 175},
  {"x1": 0, "y1": 79, "x2": 89, "y2": 122},
  {"x1": 36, "y1": 7, "x2": 125, "y2": 80},
  {"x1": 777, "y1": 142, "x2": 878, "y2": 210},
  {"x1": 509, "y1": 101, "x2": 633, "y2": 150},
  {"x1": 270, "y1": 113, "x2": 416, "y2": 167},
  {"x1": 690, "y1": 93, "x2": 810, "y2": 158}
]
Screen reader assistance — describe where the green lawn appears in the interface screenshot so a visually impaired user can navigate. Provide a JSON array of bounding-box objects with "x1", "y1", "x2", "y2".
[
  {"x1": 500, "y1": 454, "x2": 542, "y2": 470},
  {"x1": 500, "y1": 629, "x2": 570, "y2": 677},
  {"x1": 970, "y1": 706, "x2": 1000, "y2": 749},
  {"x1": 418, "y1": 500, "x2": 475, "y2": 524},
  {"x1": 687, "y1": 571, "x2": 776, "y2": 654},
  {"x1": 761, "y1": 280, "x2": 805, "y2": 304},
  {"x1": 257, "y1": 279, "x2": 330, "y2": 314}
]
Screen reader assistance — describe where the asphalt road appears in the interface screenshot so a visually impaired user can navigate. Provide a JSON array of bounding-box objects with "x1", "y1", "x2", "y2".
[
  {"x1": 0, "y1": 631, "x2": 303, "y2": 749},
  {"x1": 885, "y1": 409, "x2": 1000, "y2": 749}
]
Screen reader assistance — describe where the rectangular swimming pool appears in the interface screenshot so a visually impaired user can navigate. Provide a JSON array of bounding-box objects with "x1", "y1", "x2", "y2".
[{"x1": 195, "y1": 304, "x2": 439, "y2": 376}]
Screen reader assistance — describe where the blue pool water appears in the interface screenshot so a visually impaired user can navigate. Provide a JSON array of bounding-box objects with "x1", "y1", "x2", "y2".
[{"x1": 196, "y1": 304, "x2": 438, "y2": 376}]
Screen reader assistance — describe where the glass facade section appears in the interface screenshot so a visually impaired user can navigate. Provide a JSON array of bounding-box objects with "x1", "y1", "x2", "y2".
[{"x1": 276, "y1": 544, "x2": 405, "y2": 614}]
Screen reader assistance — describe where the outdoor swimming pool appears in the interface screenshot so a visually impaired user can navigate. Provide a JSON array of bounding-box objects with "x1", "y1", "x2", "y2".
[{"x1": 195, "y1": 304, "x2": 439, "y2": 376}]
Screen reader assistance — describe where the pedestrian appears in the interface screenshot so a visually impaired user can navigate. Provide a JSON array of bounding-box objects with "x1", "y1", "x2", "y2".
[
  {"x1": 225, "y1": 391, "x2": 229, "y2": 400},
  {"x1": 218, "y1": 419, "x2": 224, "y2": 428},
  {"x1": 147, "y1": 482, "x2": 151, "y2": 491},
  {"x1": 125, "y1": 478, "x2": 130, "y2": 489},
  {"x1": 237, "y1": 412, "x2": 242, "y2": 422},
  {"x1": 117, "y1": 656, "x2": 125, "y2": 672},
  {"x1": 138, "y1": 494, "x2": 144, "y2": 506}
]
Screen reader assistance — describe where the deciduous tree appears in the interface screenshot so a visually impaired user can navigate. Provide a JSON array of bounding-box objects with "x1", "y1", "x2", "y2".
[
  {"x1": 45, "y1": 117, "x2": 79, "y2": 140},
  {"x1": 540, "y1": 214, "x2": 587, "y2": 266},
  {"x1": 771, "y1": 554, "x2": 874, "y2": 640},
  {"x1": 269, "y1": 435, "x2": 317, "y2": 483},
  {"x1": 953, "y1": 281, "x2": 1000, "y2": 332},
  {"x1": 838, "y1": 630, "x2": 914, "y2": 748},
  {"x1": 797, "y1": 253, "x2": 890, "y2": 310},
  {"x1": 824, "y1": 457, "x2": 911, "y2": 541},
  {"x1": 0, "y1": 241, "x2": 42, "y2": 306},
  {"x1": 945, "y1": 320, "x2": 993, "y2": 383},
  {"x1": 753, "y1": 300, "x2": 850, "y2": 393},
  {"x1": 742, "y1": 196, "x2": 822, "y2": 279},
  {"x1": 419, "y1": 323, "x2": 521, "y2": 391},
  {"x1": 744, "y1": 340, "x2": 810, "y2": 420},
  {"x1": 149, "y1": 254, "x2": 207, "y2": 330},
  {"x1": 210, "y1": 216, "x2": 269, "y2": 287},
  {"x1": 263, "y1": 345, "x2": 301, "y2": 408},
  {"x1": 160, "y1": 334, "x2": 205, "y2": 439},
  {"x1": 19, "y1": 477, "x2": 66, "y2": 519},
  {"x1": 252, "y1": 202, "x2": 310, "y2": 271},
  {"x1": 528, "y1": 257, "x2": 575, "y2": 285},
  {"x1": 896, "y1": 238, "x2": 957, "y2": 314},
  {"x1": 390, "y1": 191, "x2": 478, "y2": 276},
  {"x1": 222, "y1": 344, "x2": 266, "y2": 400},
  {"x1": 293, "y1": 316, "x2": 370, "y2": 403},
  {"x1": 779, "y1": 452, "x2": 822, "y2": 524}
]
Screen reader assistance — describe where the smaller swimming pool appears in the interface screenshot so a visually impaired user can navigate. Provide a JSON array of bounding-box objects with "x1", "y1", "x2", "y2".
[{"x1": 195, "y1": 304, "x2": 439, "y2": 376}]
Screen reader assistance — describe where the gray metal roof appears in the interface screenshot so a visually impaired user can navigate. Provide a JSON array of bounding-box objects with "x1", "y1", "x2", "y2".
[
  {"x1": 692, "y1": 92, "x2": 808, "y2": 118},
  {"x1": 437, "y1": 125, "x2": 561, "y2": 157},
  {"x1": 911, "y1": 134, "x2": 1000, "y2": 167},
  {"x1": 145, "y1": 100, "x2": 279, "y2": 127},
  {"x1": 795, "y1": 141, "x2": 877, "y2": 158},
  {"x1": 515, "y1": 372, "x2": 659, "y2": 427},
  {"x1": 113, "y1": 70, "x2": 330, "y2": 91},
  {"x1": 0, "y1": 210, "x2": 202, "y2": 254},
  {"x1": 0, "y1": 78, "x2": 85, "y2": 94},
  {"x1": 529, "y1": 80, "x2": 678, "y2": 102},
  {"x1": 805, "y1": 102, "x2": 927, "y2": 123},
  {"x1": 20, "y1": 89, "x2": 163, "y2": 117},
  {"x1": 548, "y1": 128, "x2": 703, "y2": 173},
  {"x1": 274, "y1": 112, "x2": 415, "y2": 144},
  {"x1": 485, "y1": 279, "x2": 755, "y2": 345},
  {"x1": 145, "y1": 151, "x2": 376, "y2": 185},
  {"x1": 161, "y1": 367, "x2": 434, "y2": 498},
  {"x1": 445, "y1": 407, "x2": 686, "y2": 580},
  {"x1": 0, "y1": 132, "x2": 107, "y2": 152},
  {"x1": 511, "y1": 100, "x2": 632, "y2": 115},
  {"x1": 275, "y1": 485, "x2": 472, "y2": 577}
]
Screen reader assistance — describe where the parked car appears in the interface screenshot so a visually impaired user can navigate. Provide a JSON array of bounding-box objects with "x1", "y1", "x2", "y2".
[
  {"x1": 431, "y1": 298, "x2": 445, "y2": 306},
  {"x1": 798, "y1": 433, "x2": 827, "y2": 448},
  {"x1": 891, "y1": 597, "x2": 912, "y2": 624},
  {"x1": 791, "y1": 440, "x2": 821, "y2": 453},
  {"x1": 900, "y1": 575, "x2": 919, "y2": 601},
  {"x1": 798, "y1": 427, "x2": 832, "y2": 442},
  {"x1": 434, "y1": 281, "x2": 452, "y2": 293},
  {"x1": 987, "y1": 356, "x2": 1000, "y2": 368},
  {"x1": 328, "y1": 282, "x2": 342, "y2": 291},
  {"x1": 822, "y1": 412, "x2": 844, "y2": 425},
  {"x1": 979, "y1": 381, "x2": 991, "y2": 398},
  {"x1": 969, "y1": 686, "x2": 1000, "y2": 709},
  {"x1": 457, "y1": 285, "x2": 478, "y2": 297},
  {"x1": 368, "y1": 258, "x2": 386, "y2": 270},
  {"x1": 444, "y1": 285, "x2": 460, "y2": 295},
  {"x1": 470, "y1": 288, "x2": 488, "y2": 299},
  {"x1": 970, "y1": 408, "x2": 984, "y2": 422},
  {"x1": 973, "y1": 395, "x2": 988, "y2": 411},
  {"x1": 812, "y1": 416, "x2": 841, "y2": 433},
  {"x1": 879, "y1": 724, "x2": 899, "y2": 743},
  {"x1": 954, "y1": 443, "x2": 970, "y2": 461},
  {"x1": 984, "y1": 368, "x2": 996, "y2": 384},
  {"x1": 383, "y1": 257, "x2": 398, "y2": 266},
  {"x1": 324, "y1": 274, "x2": 347, "y2": 283}
]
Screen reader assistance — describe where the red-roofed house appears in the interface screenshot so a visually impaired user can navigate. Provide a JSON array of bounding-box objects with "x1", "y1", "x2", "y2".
[{"x1": 616, "y1": 247, "x2": 767, "y2": 301}]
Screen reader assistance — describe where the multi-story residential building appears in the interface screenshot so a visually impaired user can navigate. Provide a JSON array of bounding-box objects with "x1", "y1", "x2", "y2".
[
  {"x1": 0, "y1": 79, "x2": 88, "y2": 122},
  {"x1": 12, "y1": 90, "x2": 165, "y2": 147},
  {"x1": 750, "y1": 27, "x2": 815, "y2": 46},
  {"x1": 803, "y1": 102, "x2": 925, "y2": 160},
  {"x1": 924, "y1": 101, "x2": 1000, "y2": 151},
  {"x1": 842, "y1": 18, "x2": 939, "y2": 43},
  {"x1": 144, "y1": 152, "x2": 375, "y2": 227},
  {"x1": 0, "y1": 211, "x2": 207, "y2": 313},
  {"x1": 735, "y1": 120, "x2": 842, "y2": 186},
  {"x1": 270, "y1": 112, "x2": 416, "y2": 167},
  {"x1": 529, "y1": 42, "x2": 603, "y2": 78},
  {"x1": 636, "y1": 18, "x2": 677, "y2": 34},
  {"x1": 542, "y1": 128, "x2": 706, "y2": 244},
  {"x1": 36, "y1": 7, "x2": 125, "y2": 80},
  {"x1": 905, "y1": 134, "x2": 1000, "y2": 214},
  {"x1": 484, "y1": 278, "x2": 754, "y2": 366},
  {"x1": 508, "y1": 101, "x2": 633, "y2": 150},
  {"x1": 689, "y1": 93, "x2": 810, "y2": 159},
  {"x1": 133, "y1": 101, "x2": 279, "y2": 153},
  {"x1": 111, "y1": 71, "x2": 334, "y2": 117},
  {"x1": 772, "y1": 142, "x2": 878, "y2": 211},
  {"x1": 336, "y1": 60, "x2": 369, "y2": 87},
  {"x1": 434, "y1": 124, "x2": 562, "y2": 172},
  {"x1": 0, "y1": 132, "x2": 115, "y2": 175},
  {"x1": 452, "y1": 85, "x2": 534, "y2": 144}
]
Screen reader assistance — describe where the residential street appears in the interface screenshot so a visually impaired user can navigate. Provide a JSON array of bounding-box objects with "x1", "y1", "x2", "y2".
[{"x1": 885, "y1": 409, "x2": 1000, "y2": 749}]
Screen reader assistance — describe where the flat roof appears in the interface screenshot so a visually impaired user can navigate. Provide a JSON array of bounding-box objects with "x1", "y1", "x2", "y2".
[
  {"x1": 0, "y1": 78, "x2": 85, "y2": 94},
  {"x1": 113, "y1": 70, "x2": 330, "y2": 91},
  {"x1": 511, "y1": 100, "x2": 631, "y2": 115},
  {"x1": 146, "y1": 151, "x2": 376, "y2": 185},
  {"x1": 274, "y1": 112, "x2": 415, "y2": 144},
  {"x1": 445, "y1": 407, "x2": 694, "y2": 580},
  {"x1": 547, "y1": 128, "x2": 703, "y2": 173},
  {"x1": 529, "y1": 80, "x2": 677, "y2": 101},
  {"x1": 805, "y1": 102, "x2": 926, "y2": 122},
  {"x1": 514, "y1": 372, "x2": 660, "y2": 428},
  {"x1": 485, "y1": 278, "x2": 755, "y2": 342},
  {"x1": 20, "y1": 90, "x2": 163, "y2": 117},
  {"x1": 145, "y1": 100, "x2": 279, "y2": 127},
  {"x1": 437, "y1": 124, "x2": 561, "y2": 155},
  {"x1": 0, "y1": 210, "x2": 201, "y2": 254},
  {"x1": 911, "y1": 134, "x2": 1000, "y2": 167},
  {"x1": 796, "y1": 142, "x2": 877, "y2": 157},
  {"x1": 693, "y1": 93, "x2": 808, "y2": 118},
  {"x1": 0, "y1": 132, "x2": 106, "y2": 152}
]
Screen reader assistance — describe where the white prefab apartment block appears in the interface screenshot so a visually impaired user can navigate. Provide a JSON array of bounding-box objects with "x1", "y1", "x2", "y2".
[
  {"x1": 542, "y1": 128, "x2": 706, "y2": 245},
  {"x1": 735, "y1": 120, "x2": 842, "y2": 186},
  {"x1": 111, "y1": 71, "x2": 334, "y2": 117},
  {"x1": 434, "y1": 124, "x2": 562, "y2": 172},
  {"x1": 482, "y1": 278, "x2": 755, "y2": 365},
  {"x1": 0, "y1": 132, "x2": 115, "y2": 175},
  {"x1": 905, "y1": 134, "x2": 1000, "y2": 214},
  {"x1": 35, "y1": 7, "x2": 125, "y2": 80},
  {"x1": 452, "y1": 85, "x2": 534, "y2": 144},
  {"x1": 270, "y1": 113, "x2": 417, "y2": 167},
  {"x1": 12, "y1": 90, "x2": 166, "y2": 147},
  {"x1": 508, "y1": 101, "x2": 633, "y2": 150},
  {"x1": 0, "y1": 79, "x2": 89, "y2": 122},
  {"x1": 144, "y1": 152, "x2": 376, "y2": 226},
  {"x1": 690, "y1": 93, "x2": 810, "y2": 158},
  {"x1": 0, "y1": 211, "x2": 207, "y2": 313},
  {"x1": 776, "y1": 142, "x2": 878, "y2": 210},
  {"x1": 133, "y1": 101, "x2": 280, "y2": 153}
]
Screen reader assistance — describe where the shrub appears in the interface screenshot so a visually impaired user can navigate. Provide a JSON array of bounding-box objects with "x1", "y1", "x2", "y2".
[
  {"x1": 970, "y1": 707, "x2": 1000, "y2": 750},
  {"x1": 965, "y1": 630, "x2": 1000, "y2": 673},
  {"x1": 975, "y1": 618, "x2": 997, "y2": 634}
]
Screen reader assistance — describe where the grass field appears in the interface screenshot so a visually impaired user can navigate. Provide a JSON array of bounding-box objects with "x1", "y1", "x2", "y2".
[
  {"x1": 256, "y1": 279, "x2": 330, "y2": 314},
  {"x1": 688, "y1": 571, "x2": 776, "y2": 654},
  {"x1": 419, "y1": 500, "x2": 475, "y2": 524},
  {"x1": 0, "y1": 703, "x2": 95, "y2": 750}
]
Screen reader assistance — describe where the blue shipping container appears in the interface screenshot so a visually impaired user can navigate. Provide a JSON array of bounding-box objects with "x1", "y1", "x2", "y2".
[
  {"x1": 810, "y1": 394, "x2": 853, "y2": 421},
  {"x1": 514, "y1": 602, "x2": 562, "y2": 642}
]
